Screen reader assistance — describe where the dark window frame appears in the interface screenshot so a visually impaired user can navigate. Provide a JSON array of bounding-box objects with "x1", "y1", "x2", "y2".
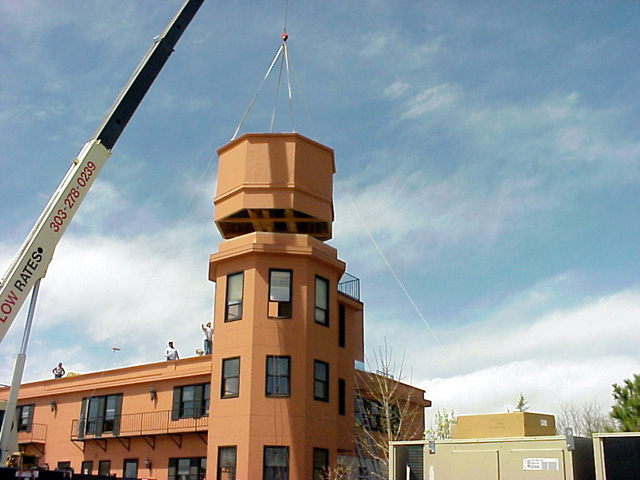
[
  {"x1": 365, "y1": 399, "x2": 380, "y2": 432},
  {"x1": 57, "y1": 461, "x2": 72, "y2": 473},
  {"x1": 338, "y1": 378, "x2": 346, "y2": 416},
  {"x1": 217, "y1": 446, "x2": 236, "y2": 480},
  {"x1": 225, "y1": 272, "x2": 244, "y2": 322},
  {"x1": 313, "y1": 448, "x2": 329, "y2": 480},
  {"x1": 314, "y1": 276, "x2": 329, "y2": 326},
  {"x1": 123, "y1": 459, "x2": 138, "y2": 479},
  {"x1": 263, "y1": 446, "x2": 289, "y2": 480},
  {"x1": 81, "y1": 461, "x2": 93, "y2": 475},
  {"x1": 98, "y1": 460, "x2": 111, "y2": 476},
  {"x1": 171, "y1": 383, "x2": 210, "y2": 420},
  {"x1": 359, "y1": 398, "x2": 399, "y2": 433},
  {"x1": 79, "y1": 394, "x2": 122, "y2": 437},
  {"x1": 265, "y1": 356, "x2": 291, "y2": 397},
  {"x1": 268, "y1": 269, "x2": 292, "y2": 319},
  {"x1": 338, "y1": 304, "x2": 346, "y2": 348},
  {"x1": 16, "y1": 404, "x2": 34, "y2": 432},
  {"x1": 221, "y1": 357, "x2": 240, "y2": 399},
  {"x1": 168, "y1": 457, "x2": 206, "y2": 480},
  {"x1": 314, "y1": 360, "x2": 329, "y2": 402}
]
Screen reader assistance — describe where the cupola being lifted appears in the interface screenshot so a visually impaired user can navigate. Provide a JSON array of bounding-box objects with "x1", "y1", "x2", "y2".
[{"x1": 214, "y1": 133, "x2": 335, "y2": 241}]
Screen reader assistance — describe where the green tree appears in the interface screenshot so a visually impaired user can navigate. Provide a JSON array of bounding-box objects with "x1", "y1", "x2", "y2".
[
  {"x1": 611, "y1": 374, "x2": 640, "y2": 431},
  {"x1": 516, "y1": 393, "x2": 530, "y2": 412}
]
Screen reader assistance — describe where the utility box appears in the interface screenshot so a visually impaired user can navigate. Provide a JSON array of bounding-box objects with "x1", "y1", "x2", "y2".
[
  {"x1": 452, "y1": 412, "x2": 556, "y2": 439},
  {"x1": 390, "y1": 436, "x2": 595, "y2": 480},
  {"x1": 593, "y1": 432, "x2": 640, "y2": 480}
]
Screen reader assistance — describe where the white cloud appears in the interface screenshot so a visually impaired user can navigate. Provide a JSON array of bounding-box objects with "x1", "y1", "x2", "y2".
[
  {"x1": 331, "y1": 88, "x2": 640, "y2": 274},
  {"x1": 363, "y1": 284, "x2": 640, "y2": 422},
  {"x1": 0, "y1": 170, "x2": 219, "y2": 384},
  {"x1": 436, "y1": 288, "x2": 640, "y2": 375},
  {"x1": 360, "y1": 32, "x2": 395, "y2": 57},
  {"x1": 423, "y1": 355, "x2": 638, "y2": 422},
  {"x1": 458, "y1": 92, "x2": 640, "y2": 182},
  {"x1": 402, "y1": 83, "x2": 458, "y2": 118},
  {"x1": 384, "y1": 81, "x2": 411, "y2": 98},
  {"x1": 0, "y1": 222, "x2": 217, "y2": 384},
  {"x1": 332, "y1": 169, "x2": 548, "y2": 270}
]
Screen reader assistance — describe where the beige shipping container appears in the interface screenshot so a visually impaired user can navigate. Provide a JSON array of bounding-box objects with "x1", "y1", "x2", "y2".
[
  {"x1": 390, "y1": 435, "x2": 595, "y2": 480},
  {"x1": 452, "y1": 412, "x2": 556, "y2": 439}
]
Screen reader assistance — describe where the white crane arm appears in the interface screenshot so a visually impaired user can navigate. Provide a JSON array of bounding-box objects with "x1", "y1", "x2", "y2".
[
  {"x1": 0, "y1": 141, "x2": 110, "y2": 343},
  {"x1": 0, "y1": 0, "x2": 204, "y2": 345}
]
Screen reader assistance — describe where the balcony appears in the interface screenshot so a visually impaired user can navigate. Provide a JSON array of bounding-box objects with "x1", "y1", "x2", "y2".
[
  {"x1": 338, "y1": 272, "x2": 360, "y2": 301},
  {"x1": 18, "y1": 423, "x2": 47, "y2": 454},
  {"x1": 71, "y1": 410, "x2": 208, "y2": 450}
]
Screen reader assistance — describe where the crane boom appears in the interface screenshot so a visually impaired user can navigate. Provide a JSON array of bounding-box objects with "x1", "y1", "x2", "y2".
[{"x1": 0, "y1": 0, "x2": 205, "y2": 344}]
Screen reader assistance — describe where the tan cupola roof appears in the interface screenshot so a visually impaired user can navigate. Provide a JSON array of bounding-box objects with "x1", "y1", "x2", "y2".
[{"x1": 214, "y1": 133, "x2": 335, "y2": 241}]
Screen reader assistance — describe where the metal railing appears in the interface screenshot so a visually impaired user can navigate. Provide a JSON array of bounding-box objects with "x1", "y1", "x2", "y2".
[
  {"x1": 338, "y1": 272, "x2": 360, "y2": 301},
  {"x1": 70, "y1": 409, "x2": 208, "y2": 440},
  {"x1": 18, "y1": 423, "x2": 47, "y2": 443}
]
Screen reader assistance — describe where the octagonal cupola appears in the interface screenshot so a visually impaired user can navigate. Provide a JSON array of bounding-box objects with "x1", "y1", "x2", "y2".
[{"x1": 213, "y1": 133, "x2": 335, "y2": 241}]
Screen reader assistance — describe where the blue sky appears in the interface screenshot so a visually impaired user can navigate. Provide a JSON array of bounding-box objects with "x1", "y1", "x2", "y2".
[{"x1": 1, "y1": 0, "x2": 638, "y2": 425}]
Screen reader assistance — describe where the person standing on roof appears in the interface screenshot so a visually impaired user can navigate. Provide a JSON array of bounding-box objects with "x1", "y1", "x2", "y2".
[
  {"x1": 52, "y1": 362, "x2": 65, "y2": 378},
  {"x1": 201, "y1": 322, "x2": 213, "y2": 355},
  {"x1": 165, "y1": 341, "x2": 179, "y2": 361}
]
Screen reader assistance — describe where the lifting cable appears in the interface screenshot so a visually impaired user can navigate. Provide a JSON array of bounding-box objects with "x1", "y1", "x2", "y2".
[
  {"x1": 269, "y1": 0, "x2": 291, "y2": 450},
  {"x1": 348, "y1": 195, "x2": 443, "y2": 349},
  {"x1": 231, "y1": 41, "x2": 285, "y2": 140},
  {"x1": 232, "y1": 25, "x2": 316, "y2": 139},
  {"x1": 231, "y1": 31, "x2": 294, "y2": 140}
]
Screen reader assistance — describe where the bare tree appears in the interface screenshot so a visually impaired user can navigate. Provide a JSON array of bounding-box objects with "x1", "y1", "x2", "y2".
[
  {"x1": 556, "y1": 401, "x2": 615, "y2": 437},
  {"x1": 322, "y1": 464, "x2": 357, "y2": 480},
  {"x1": 426, "y1": 408, "x2": 456, "y2": 440},
  {"x1": 355, "y1": 342, "x2": 428, "y2": 479}
]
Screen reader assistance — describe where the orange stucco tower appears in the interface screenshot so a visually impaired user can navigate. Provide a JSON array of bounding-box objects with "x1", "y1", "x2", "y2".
[
  {"x1": 0, "y1": 133, "x2": 427, "y2": 480},
  {"x1": 207, "y1": 133, "x2": 364, "y2": 479}
]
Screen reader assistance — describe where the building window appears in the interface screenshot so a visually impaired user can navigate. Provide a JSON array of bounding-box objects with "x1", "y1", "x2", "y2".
[
  {"x1": 16, "y1": 404, "x2": 34, "y2": 432},
  {"x1": 313, "y1": 449, "x2": 329, "y2": 480},
  {"x1": 263, "y1": 446, "x2": 288, "y2": 480},
  {"x1": 172, "y1": 383, "x2": 210, "y2": 420},
  {"x1": 363, "y1": 399, "x2": 380, "y2": 431},
  {"x1": 266, "y1": 356, "x2": 290, "y2": 397},
  {"x1": 338, "y1": 304, "x2": 345, "y2": 348},
  {"x1": 80, "y1": 394, "x2": 122, "y2": 437},
  {"x1": 314, "y1": 361, "x2": 329, "y2": 402},
  {"x1": 123, "y1": 459, "x2": 138, "y2": 479},
  {"x1": 358, "y1": 399, "x2": 399, "y2": 433},
  {"x1": 221, "y1": 357, "x2": 240, "y2": 398},
  {"x1": 168, "y1": 457, "x2": 206, "y2": 480},
  {"x1": 81, "y1": 461, "x2": 93, "y2": 475},
  {"x1": 98, "y1": 460, "x2": 111, "y2": 476},
  {"x1": 225, "y1": 272, "x2": 244, "y2": 322},
  {"x1": 314, "y1": 276, "x2": 329, "y2": 325},
  {"x1": 268, "y1": 269, "x2": 292, "y2": 318},
  {"x1": 338, "y1": 379, "x2": 346, "y2": 416},
  {"x1": 217, "y1": 447, "x2": 236, "y2": 480},
  {"x1": 57, "y1": 461, "x2": 72, "y2": 473}
]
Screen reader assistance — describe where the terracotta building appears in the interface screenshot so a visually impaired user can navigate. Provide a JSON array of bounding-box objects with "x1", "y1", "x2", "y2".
[{"x1": 1, "y1": 133, "x2": 429, "y2": 480}]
